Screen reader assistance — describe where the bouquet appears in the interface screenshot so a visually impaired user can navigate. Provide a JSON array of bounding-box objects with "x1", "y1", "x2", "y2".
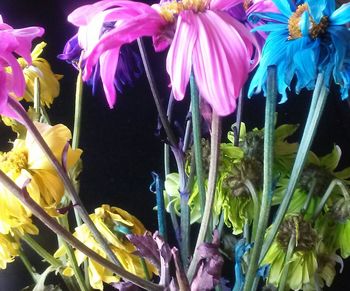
[{"x1": 0, "y1": 0, "x2": 350, "y2": 290}]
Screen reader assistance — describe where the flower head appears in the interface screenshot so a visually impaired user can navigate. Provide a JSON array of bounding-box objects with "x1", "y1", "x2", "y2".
[
  {"x1": 249, "y1": 0, "x2": 350, "y2": 102},
  {"x1": 0, "y1": 15, "x2": 44, "y2": 118},
  {"x1": 15, "y1": 42, "x2": 63, "y2": 108},
  {"x1": 0, "y1": 122, "x2": 82, "y2": 234},
  {"x1": 55, "y1": 205, "x2": 156, "y2": 290},
  {"x1": 67, "y1": 0, "x2": 259, "y2": 116}
]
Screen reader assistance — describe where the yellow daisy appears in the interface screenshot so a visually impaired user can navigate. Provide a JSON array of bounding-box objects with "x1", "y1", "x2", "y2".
[
  {"x1": 0, "y1": 121, "x2": 82, "y2": 234},
  {"x1": 16, "y1": 42, "x2": 63, "y2": 107},
  {"x1": 55, "y1": 205, "x2": 157, "y2": 290},
  {"x1": 0, "y1": 233, "x2": 19, "y2": 270}
]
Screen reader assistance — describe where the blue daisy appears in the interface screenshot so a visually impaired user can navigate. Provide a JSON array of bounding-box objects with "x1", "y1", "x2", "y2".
[{"x1": 248, "y1": 0, "x2": 350, "y2": 102}]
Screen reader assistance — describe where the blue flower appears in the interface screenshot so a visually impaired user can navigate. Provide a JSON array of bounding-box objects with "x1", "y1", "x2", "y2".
[{"x1": 248, "y1": 0, "x2": 350, "y2": 102}]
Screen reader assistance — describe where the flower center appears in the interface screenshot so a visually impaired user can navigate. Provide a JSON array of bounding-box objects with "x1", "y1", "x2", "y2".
[
  {"x1": 277, "y1": 215, "x2": 318, "y2": 252},
  {"x1": 288, "y1": 4, "x2": 329, "y2": 40},
  {"x1": 159, "y1": 0, "x2": 209, "y2": 22},
  {"x1": 0, "y1": 150, "x2": 28, "y2": 175}
]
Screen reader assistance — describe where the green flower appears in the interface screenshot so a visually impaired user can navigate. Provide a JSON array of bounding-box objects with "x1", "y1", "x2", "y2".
[
  {"x1": 262, "y1": 215, "x2": 319, "y2": 290},
  {"x1": 273, "y1": 145, "x2": 350, "y2": 219}
]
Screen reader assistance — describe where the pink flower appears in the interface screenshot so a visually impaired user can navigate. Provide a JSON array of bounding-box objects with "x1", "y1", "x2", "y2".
[
  {"x1": 68, "y1": 0, "x2": 260, "y2": 116},
  {"x1": 0, "y1": 15, "x2": 44, "y2": 118}
]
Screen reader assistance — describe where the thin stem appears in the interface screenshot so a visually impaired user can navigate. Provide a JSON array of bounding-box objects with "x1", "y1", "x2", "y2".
[
  {"x1": 61, "y1": 236, "x2": 90, "y2": 291},
  {"x1": 137, "y1": 38, "x2": 177, "y2": 147},
  {"x1": 140, "y1": 258, "x2": 151, "y2": 281},
  {"x1": 278, "y1": 235, "x2": 296, "y2": 291},
  {"x1": 234, "y1": 89, "x2": 244, "y2": 147},
  {"x1": 243, "y1": 66, "x2": 277, "y2": 291},
  {"x1": 152, "y1": 172, "x2": 168, "y2": 241},
  {"x1": 313, "y1": 179, "x2": 350, "y2": 220},
  {"x1": 164, "y1": 93, "x2": 181, "y2": 246},
  {"x1": 8, "y1": 98, "x2": 120, "y2": 267},
  {"x1": 190, "y1": 73, "x2": 206, "y2": 215},
  {"x1": 19, "y1": 248, "x2": 38, "y2": 283},
  {"x1": 301, "y1": 178, "x2": 317, "y2": 214},
  {"x1": 0, "y1": 171, "x2": 162, "y2": 291},
  {"x1": 187, "y1": 112, "x2": 221, "y2": 282},
  {"x1": 21, "y1": 234, "x2": 61, "y2": 268},
  {"x1": 259, "y1": 73, "x2": 329, "y2": 264},
  {"x1": 244, "y1": 179, "x2": 260, "y2": 240},
  {"x1": 72, "y1": 68, "x2": 84, "y2": 150},
  {"x1": 33, "y1": 77, "x2": 41, "y2": 121}
]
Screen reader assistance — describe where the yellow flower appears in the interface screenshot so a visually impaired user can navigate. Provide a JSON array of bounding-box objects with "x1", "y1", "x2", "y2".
[
  {"x1": 0, "y1": 122, "x2": 82, "y2": 234},
  {"x1": 55, "y1": 205, "x2": 156, "y2": 290},
  {"x1": 0, "y1": 233, "x2": 19, "y2": 269},
  {"x1": 16, "y1": 42, "x2": 63, "y2": 107}
]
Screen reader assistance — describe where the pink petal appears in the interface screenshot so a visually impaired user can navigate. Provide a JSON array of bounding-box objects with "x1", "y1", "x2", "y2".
[
  {"x1": 99, "y1": 48, "x2": 120, "y2": 108},
  {"x1": 12, "y1": 27, "x2": 45, "y2": 63},
  {"x1": 166, "y1": 10, "x2": 198, "y2": 101},
  {"x1": 68, "y1": 0, "x2": 157, "y2": 26},
  {"x1": 83, "y1": 11, "x2": 164, "y2": 80},
  {"x1": 192, "y1": 10, "x2": 252, "y2": 116},
  {"x1": 217, "y1": 11, "x2": 260, "y2": 70},
  {"x1": 210, "y1": 0, "x2": 243, "y2": 11},
  {"x1": 1, "y1": 51, "x2": 25, "y2": 97}
]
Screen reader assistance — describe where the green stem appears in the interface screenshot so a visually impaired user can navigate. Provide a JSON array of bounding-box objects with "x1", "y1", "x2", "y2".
[
  {"x1": 33, "y1": 77, "x2": 41, "y2": 121},
  {"x1": 187, "y1": 111, "x2": 221, "y2": 282},
  {"x1": 72, "y1": 68, "x2": 84, "y2": 150},
  {"x1": 234, "y1": 89, "x2": 244, "y2": 147},
  {"x1": 0, "y1": 171, "x2": 162, "y2": 291},
  {"x1": 21, "y1": 234, "x2": 61, "y2": 268},
  {"x1": 19, "y1": 248, "x2": 38, "y2": 283},
  {"x1": 259, "y1": 73, "x2": 329, "y2": 264},
  {"x1": 243, "y1": 66, "x2": 277, "y2": 291},
  {"x1": 190, "y1": 73, "x2": 206, "y2": 215},
  {"x1": 8, "y1": 98, "x2": 121, "y2": 267},
  {"x1": 313, "y1": 179, "x2": 350, "y2": 220},
  {"x1": 140, "y1": 258, "x2": 151, "y2": 281},
  {"x1": 301, "y1": 178, "x2": 317, "y2": 214},
  {"x1": 278, "y1": 235, "x2": 296, "y2": 291},
  {"x1": 244, "y1": 179, "x2": 260, "y2": 241}
]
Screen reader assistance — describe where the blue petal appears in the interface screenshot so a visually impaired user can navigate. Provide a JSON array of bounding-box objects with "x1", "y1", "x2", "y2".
[
  {"x1": 300, "y1": 10, "x2": 310, "y2": 37},
  {"x1": 307, "y1": 0, "x2": 327, "y2": 21},
  {"x1": 271, "y1": 0, "x2": 296, "y2": 17},
  {"x1": 330, "y1": 3, "x2": 350, "y2": 25},
  {"x1": 252, "y1": 23, "x2": 288, "y2": 32},
  {"x1": 248, "y1": 12, "x2": 289, "y2": 24}
]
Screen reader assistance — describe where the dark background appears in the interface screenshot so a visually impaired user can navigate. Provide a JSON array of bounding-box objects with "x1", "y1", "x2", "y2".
[{"x1": 0, "y1": 1, "x2": 350, "y2": 290}]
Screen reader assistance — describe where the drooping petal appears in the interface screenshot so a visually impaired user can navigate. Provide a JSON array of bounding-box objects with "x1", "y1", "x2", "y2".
[
  {"x1": 192, "y1": 10, "x2": 252, "y2": 116},
  {"x1": 99, "y1": 48, "x2": 120, "y2": 108},
  {"x1": 330, "y1": 3, "x2": 350, "y2": 25},
  {"x1": 166, "y1": 10, "x2": 197, "y2": 101}
]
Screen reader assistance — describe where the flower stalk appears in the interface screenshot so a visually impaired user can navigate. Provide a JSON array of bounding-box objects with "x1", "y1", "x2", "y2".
[
  {"x1": 187, "y1": 111, "x2": 221, "y2": 281},
  {"x1": 8, "y1": 98, "x2": 121, "y2": 267},
  {"x1": 0, "y1": 170, "x2": 162, "y2": 291},
  {"x1": 190, "y1": 73, "x2": 206, "y2": 214},
  {"x1": 259, "y1": 73, "x2": 329, "y2": 263},
  {"x1": 243, "y1": 65, "x2": 277, "y2": 291},
  {"x1": 277, "y1": 235, "x2": 296, "y2": 291}
]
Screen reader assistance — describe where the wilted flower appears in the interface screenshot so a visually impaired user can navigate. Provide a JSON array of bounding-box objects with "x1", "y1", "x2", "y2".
[
  {"x1": 66, "y1": 0, "x2": 259, "y2": 115},
  {"x1": 54, "y1": 205, "x2": 156, "y2": 290},
  {"x1": 0, "y1": 233, "x2": 19, "y2": 269},
  {"x1": 15, "y1": 42, "x2": 63, "y2": 107},
  {"x1": 249, "y1": 0, "x2": 350, "y2": 101},
  {"x1": 0, "y1": 15, "x2": 44, "y2": 118},
  {"x1": 0, "y1": 122, "x2": 82, "y2": 234},
  {"x1": 262, "y1": 215, "x2": 319, "y2": 290}
]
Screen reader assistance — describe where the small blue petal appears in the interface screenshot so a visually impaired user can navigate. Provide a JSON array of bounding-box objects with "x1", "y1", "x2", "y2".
[
  {"x1": 248, "y1": 12, "x2": 289, "y2": 24},
  {"x1": 271, "y1": 0, "x2": 295, "y2": 17},
  {"x1": 330, "y1": 3, "x2": 350, "y2": 25},
  {"x1": 307, "y1": 0, "x2": 327, "y2": 21}
]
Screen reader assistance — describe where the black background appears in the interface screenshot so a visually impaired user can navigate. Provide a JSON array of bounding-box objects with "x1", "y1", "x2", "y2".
[{"x1": 0, "y1": 1, "x2": 350, "y2": 290}]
